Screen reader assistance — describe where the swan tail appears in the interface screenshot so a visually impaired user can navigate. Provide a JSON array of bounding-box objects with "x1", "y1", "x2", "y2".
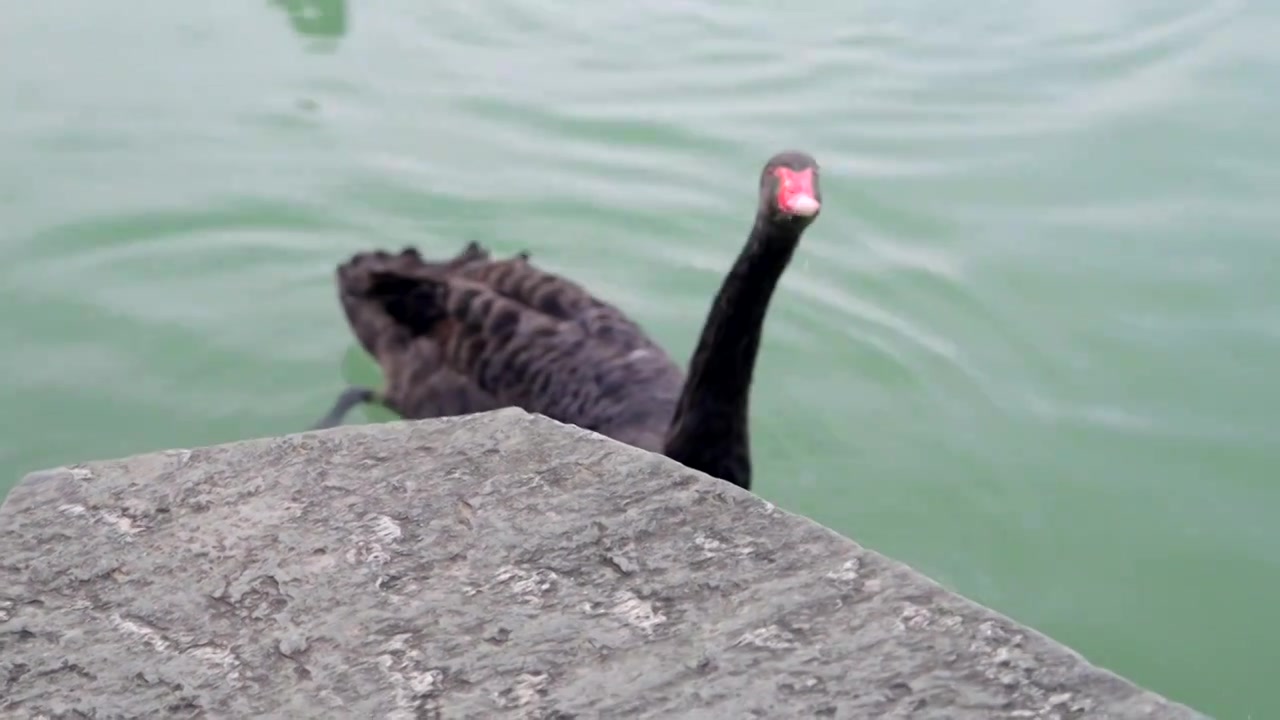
[
  {"x1": 321, "y1": 242, "x2": 508, "y2": 425},
  {"x1": 335, "y1": 243, "x2": 489, "y2": 357},
  {"x1": 372, "y1": 269, "x2": 597, "y2": 418}
]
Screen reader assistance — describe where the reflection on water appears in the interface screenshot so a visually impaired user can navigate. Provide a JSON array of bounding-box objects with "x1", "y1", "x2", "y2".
[{"x1": 270, "y1": 0, "x2": 346, "y2": 41}]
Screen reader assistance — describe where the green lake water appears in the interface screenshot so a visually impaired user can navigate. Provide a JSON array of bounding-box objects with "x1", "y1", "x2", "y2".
[{"x1": 2, "y1": 1, "x2": 1277, "y2": 716}]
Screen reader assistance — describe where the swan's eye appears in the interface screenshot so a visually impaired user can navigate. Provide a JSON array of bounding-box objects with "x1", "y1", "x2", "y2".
[{"x1": 773, "y1": 167, "x2": 820, "y2": 217}]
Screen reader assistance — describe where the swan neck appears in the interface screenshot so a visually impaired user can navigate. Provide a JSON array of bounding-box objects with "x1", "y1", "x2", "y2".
[{"x1": 669, "y1": 214, "x2": 803, "y2": 443}]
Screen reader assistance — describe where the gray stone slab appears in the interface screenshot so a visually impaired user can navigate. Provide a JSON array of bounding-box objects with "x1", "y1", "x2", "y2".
[{"x1": 1, "y1": 408, "x2": 1204, "y2": 719}]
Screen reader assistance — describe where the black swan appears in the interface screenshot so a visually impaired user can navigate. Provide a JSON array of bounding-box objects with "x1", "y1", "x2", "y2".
[{"x1": 315, "y1": 150, "x2": 822, "y2": 491}]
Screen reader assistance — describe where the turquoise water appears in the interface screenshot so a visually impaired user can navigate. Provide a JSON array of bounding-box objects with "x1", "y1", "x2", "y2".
[{"x1": 2, "y1": 1, "x2": 1277, "y2": 716}]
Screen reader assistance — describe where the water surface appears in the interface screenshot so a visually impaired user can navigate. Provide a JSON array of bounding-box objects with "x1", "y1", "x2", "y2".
[{"x1": 2, "y1": 1, "x2": 1277, "y2": 716}]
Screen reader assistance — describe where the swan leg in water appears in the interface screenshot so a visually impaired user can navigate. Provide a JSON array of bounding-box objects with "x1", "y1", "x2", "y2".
[{"x1": 309, "y1": 386, "x2": 389, "y2": 429}]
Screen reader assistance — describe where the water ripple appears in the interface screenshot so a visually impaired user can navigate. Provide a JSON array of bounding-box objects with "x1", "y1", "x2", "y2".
[{"x1": 2, "y1": 2, "x2": 1277, "y2": 715}]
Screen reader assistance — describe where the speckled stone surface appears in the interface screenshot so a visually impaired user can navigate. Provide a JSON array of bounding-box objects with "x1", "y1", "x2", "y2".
[{"x1": 1, "y1": 408, "x2": 1203, "y2": 719}]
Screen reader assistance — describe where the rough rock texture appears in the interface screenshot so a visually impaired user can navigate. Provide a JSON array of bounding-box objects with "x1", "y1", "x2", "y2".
[{"x1": 1, "y1": 408, "x2": 1203, "y2": 719}]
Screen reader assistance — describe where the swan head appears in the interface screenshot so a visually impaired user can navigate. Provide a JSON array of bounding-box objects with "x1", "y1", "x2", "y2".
[{"x1": 761, "y1": 151, "x2": 822, "y2": 224}]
